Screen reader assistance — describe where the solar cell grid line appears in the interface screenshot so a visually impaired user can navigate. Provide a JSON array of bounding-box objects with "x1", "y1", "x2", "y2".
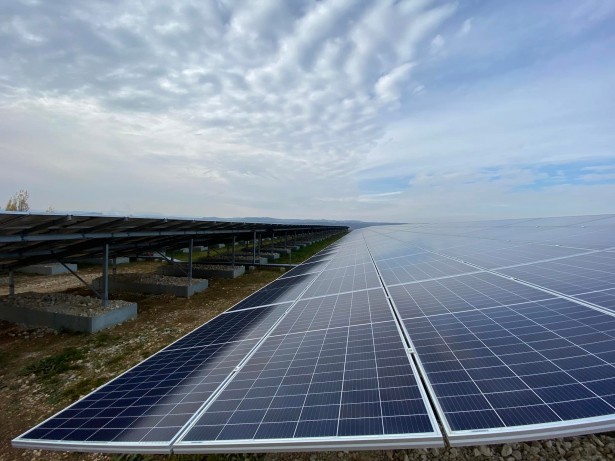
[
  {"x1": 401, "y1": 298, "x2": 615, "y2": 445},
  {"x1": 388, "y1": 272, "x2": 556, "y2": 320}
]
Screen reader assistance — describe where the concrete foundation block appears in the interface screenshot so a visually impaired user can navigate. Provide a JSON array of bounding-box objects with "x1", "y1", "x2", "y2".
[
  {"x1": 158, "y1": 265, "x2": 245, "y2": 279},
  {"x1": 270, "y1": 248, "x2": 292, "y2": 255},
  {"x1": 94, "y1": 277, "x2": 208, "y2": 298},
  {"x1": 0, "y1": 303, "x2": 137, "y2": 333},
  {"x1": 17, "y1": 263, "x2": 77, "y2": 276},
  {"x1": 78, "y1": 257, "x2": 130, "y2": 265}
]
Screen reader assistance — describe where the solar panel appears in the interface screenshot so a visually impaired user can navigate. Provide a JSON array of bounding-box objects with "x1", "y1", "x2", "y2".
[
  {"x1": 229, "y1": 273, "x2": 320, "y2": 312},
  {"x1": 175, "y1": 288, "x2": 442, "y2": 451},
  {"x1": 404, "y1": 298, "x2": 615, "y2": 443},
  {"x1": 388, "y1": 272, "x2": 554, "y2": 319},
  {"x1": 499, "y1": 252, "x2": 615, "y2": 296},
  {"x1": 13, "y1": 214, "x2": 615, "y2": 453},
  {"x1": 16, "y1": 339, "x2": 261, "y2": 451}
]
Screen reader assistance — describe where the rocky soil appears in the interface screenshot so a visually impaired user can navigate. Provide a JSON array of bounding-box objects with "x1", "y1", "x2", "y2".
[{"x1": 99, "y1": 273, "x2": 206, "y2": 286}]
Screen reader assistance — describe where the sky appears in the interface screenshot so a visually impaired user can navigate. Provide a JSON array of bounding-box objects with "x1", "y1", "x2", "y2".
[{"x1": 1, "y1": 0, "x2": 614, "y2": 222}]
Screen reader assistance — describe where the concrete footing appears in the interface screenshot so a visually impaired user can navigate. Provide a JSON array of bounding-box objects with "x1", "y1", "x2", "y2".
[
  {"x1": 0, "y1": 303, "x2": 137, "y2": 333},
  {"x1": 270, "y1": 248, "x2": 292, "y2": 255},
  {"x1": 77, "y1": 257, "x2": 130, "y2": 265},
  {"x1": 93, "y1": 277, "x2": 208, "y2": 298},
  {"x1": 240, "y1": 252, "x2": 280, "y2": 260},
  {"x1": 181, "y1": 246, "x2": 208, "y2": 253},
  {"x1": 16, "y1": 263, "x2": 77, "y2": 275},
  {"x1": 199, "y1": 257, "x2": 269, "y2": 265},
  {"x1": 158, "y1": 265, "x2": 245, "y2": 279}
]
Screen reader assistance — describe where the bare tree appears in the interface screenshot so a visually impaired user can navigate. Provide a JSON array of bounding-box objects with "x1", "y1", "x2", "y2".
[{"x1": 5, "y1": 189, "x2": 30, "y2": 211}]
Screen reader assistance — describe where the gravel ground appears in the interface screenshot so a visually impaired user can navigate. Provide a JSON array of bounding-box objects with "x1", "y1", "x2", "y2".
[
  {"x1": 97, "y1": 273, "x2": 206, "y2": 286},
  {"x1": 260, "y1": 436, "x2": 615, "y2": 461},
  {"x1": 172, "y1": 263, "x2": 242, "y2": 270}
]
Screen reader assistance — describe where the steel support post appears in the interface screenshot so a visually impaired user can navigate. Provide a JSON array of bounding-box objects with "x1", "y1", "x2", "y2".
[
  {"x1": 259, "y1": 235, "x2": 262, "y2": 257},
  {"x1": 9, "y1": 270, "x2": 15, "y2": 297},
  {"x1": 232, "y1": 235, "x2": 236, "y2": 266},
  {"x1": 188, "y1": 238, "x2": 193, "y2": 284},
  {"x1": 252, "y1": 231, "x2": 256, "y2": 264},
  {"x1": 102, "y1": 243, "x2": 109, "y2": 308}
]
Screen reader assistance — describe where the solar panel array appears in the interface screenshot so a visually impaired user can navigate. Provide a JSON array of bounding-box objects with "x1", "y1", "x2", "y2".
[{"x1": 13, "y1": 214, "x2": 615, "y2": 453}]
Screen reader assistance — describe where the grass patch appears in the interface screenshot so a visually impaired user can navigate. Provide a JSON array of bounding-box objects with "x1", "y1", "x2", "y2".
[
  {"x1": 22, "y1": 347, "x2": 85, "y2": 380},
  {"x1": 60, "y1": 375, "x2": 108, "y2": 402}
]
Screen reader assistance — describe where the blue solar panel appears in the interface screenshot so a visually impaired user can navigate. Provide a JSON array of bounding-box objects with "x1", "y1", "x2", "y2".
[
  {"x1": 280, "y1": 260, "x2": 330, "y2": 279},
  {"x1": 14, "y1": 302, "x2": 297, "y2": 450},
  {"x1": 574, "y1": 288, "x2": 615, "y2": 313},
  {"x1": 176, "y1": 322, "x2": 440, "y2": 450},
  {"x1": 389, "y1": 272, "x2": 554, "y2": 319},
  {"x1": 443, "y1": 243, "x2": 585, "y2": 270},
  {"x1": 404, "y1": 298, "x2": 615, "y2": 441},
  {"x1": 301, "y1": 263, "x2": 381, "y2": 299},
  {"x1": 498, "y1": 252, "x2": 615, "y2": 296},
  {"x1": 275, "y1": 289, "x2": 394, "y2": 336},
  {"x1": 17, "y1": 339, "x2": 260, "y2": 449},
  {"x1": 167, "y1": 303, "x2": 292, "y2": 351},
  {"x1": 375, "y1": 253, "x2": 477, "y2": 285},
  {"x1": 229, "y1": 273, "x2": 319, "y2": 311}
]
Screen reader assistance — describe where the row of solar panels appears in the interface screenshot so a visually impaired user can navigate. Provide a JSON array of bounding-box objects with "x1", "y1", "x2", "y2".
[
  {"x1": 14, "y1": 214, "x2": 615, "y2": 453},
  {"x1": 0, "y1": 212, "x2": 346, "y2": 270}
]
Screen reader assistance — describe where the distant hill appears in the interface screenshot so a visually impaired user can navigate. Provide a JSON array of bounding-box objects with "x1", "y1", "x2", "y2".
[{"x1": 201, "y1": 217, "x2": 402, "y2": 230}]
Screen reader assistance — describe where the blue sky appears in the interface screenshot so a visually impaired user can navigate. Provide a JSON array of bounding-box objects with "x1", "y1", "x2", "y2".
[{"x1": 0, "y1": 0, "x2": 613, "y2": 221}]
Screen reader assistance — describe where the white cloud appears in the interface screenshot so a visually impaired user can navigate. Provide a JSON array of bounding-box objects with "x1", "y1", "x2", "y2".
[
  {"x1": 429, "y1": 34, "x2": 445, "y2": 55},
  {"x1": 458, "y1": 18, "x2": 472, "y2": 37}
]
